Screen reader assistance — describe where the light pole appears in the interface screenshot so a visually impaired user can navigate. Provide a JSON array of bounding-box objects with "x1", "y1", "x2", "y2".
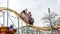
[
  {"x1": 7, "y1": 0, "x2": 9, "y2": 26},
  {"x1": 48, "y1": 8, "x2": 53, "y2": 34}
]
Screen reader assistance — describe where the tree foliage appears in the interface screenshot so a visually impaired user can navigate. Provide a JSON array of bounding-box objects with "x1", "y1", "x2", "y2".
[{"x1": 42, "y1": 12, "x2": 60, "y2": 27}]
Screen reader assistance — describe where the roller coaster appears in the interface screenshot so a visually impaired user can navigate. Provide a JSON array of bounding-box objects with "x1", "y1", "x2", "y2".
[{"x1": 0, "y1": 7, "x2": 60, "y2": 34}]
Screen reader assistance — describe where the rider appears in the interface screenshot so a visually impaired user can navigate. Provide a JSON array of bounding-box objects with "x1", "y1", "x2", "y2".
[
  {"x1": 28, "y1": 12, "x2": 34, "y2": 25},
  {"x1": 28, "y1": 12, "x2": 32, "y2": 17}
]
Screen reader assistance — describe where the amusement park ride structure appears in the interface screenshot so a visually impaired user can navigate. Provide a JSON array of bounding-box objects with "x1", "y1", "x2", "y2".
[{"x1": 0, "y1": 7, "x2": 60, "y2": 34}]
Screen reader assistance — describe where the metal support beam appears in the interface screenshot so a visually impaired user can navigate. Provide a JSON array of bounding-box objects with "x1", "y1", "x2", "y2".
[
  {"x1": 18, "y1": 18, "x2": 20, "y2": 34},
  {"x1": 26, "y1": 23, "x2": 29, "y2": 34},
  {"x1": 36, "y1": 29, "x2": 38, "y2": 34},
  {"x1": 21, "y1": 27, "x2": 23, "y2": 34},
  {"x1": 31, "y1": 30, "x2": 34, "y2": 34},
  {"x1": 3, "y1": 12, "x2": 5, "y2": 26},
  {"x1": 21, "y1": 22, "x2": 23, "y2": 34},
  {"x1": 7, "y1": 0, "x2": 9, "y2": 26}
]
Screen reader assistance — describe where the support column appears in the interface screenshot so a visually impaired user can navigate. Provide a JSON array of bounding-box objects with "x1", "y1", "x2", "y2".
[
  {"x1": 31, "y1": 30, "x2": 34, "y2": 34},
  {"x1": 21, "y1": 27, "x2": 23, "y2": 34},
  {"x1": 18, "y1": 18, "x2": 20, "y2": 34},
  {"x1": 7, "y1": 0, "x2": 9, "y2": 26},
  {"x1": 38, "y1": 30, "x2": 41, "y2": 34},
  {"x1": 26, "y1": 23, "x2": 29, "y2": 34},
  {"x1": 3, "y1": 12, "x2": 5, "y2": 26},
  {"x1": 36, "y1": 29, "x2": 38, "y2": 34}
]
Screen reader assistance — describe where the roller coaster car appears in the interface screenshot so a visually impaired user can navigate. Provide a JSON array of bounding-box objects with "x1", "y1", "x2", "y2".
[{"x1": 20, "y1": 10, "x2": 34, "y2": 25}]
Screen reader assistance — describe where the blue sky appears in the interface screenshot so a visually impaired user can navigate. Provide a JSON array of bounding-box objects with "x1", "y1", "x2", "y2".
[{"x1": 0, "y1": 0, "x2": 60, "y2": 27}]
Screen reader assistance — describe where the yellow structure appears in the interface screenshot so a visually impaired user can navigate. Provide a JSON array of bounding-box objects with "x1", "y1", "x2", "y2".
[{"x1": 0, "y1": 7, "x2": 60, "y2": 34}]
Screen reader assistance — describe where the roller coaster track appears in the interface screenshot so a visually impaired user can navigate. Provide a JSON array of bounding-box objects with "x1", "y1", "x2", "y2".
[{"x1": 0, "y1": 7, "x2": 60, "y2": 31}]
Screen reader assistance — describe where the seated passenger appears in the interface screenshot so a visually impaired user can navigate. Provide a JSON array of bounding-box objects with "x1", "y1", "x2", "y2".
[
  {"x1": 20, "y1": 10, "x2": 27, "y2": 20},
  {"x1": 28, "y1": 12, "x2": 34, "y2": 25}
]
